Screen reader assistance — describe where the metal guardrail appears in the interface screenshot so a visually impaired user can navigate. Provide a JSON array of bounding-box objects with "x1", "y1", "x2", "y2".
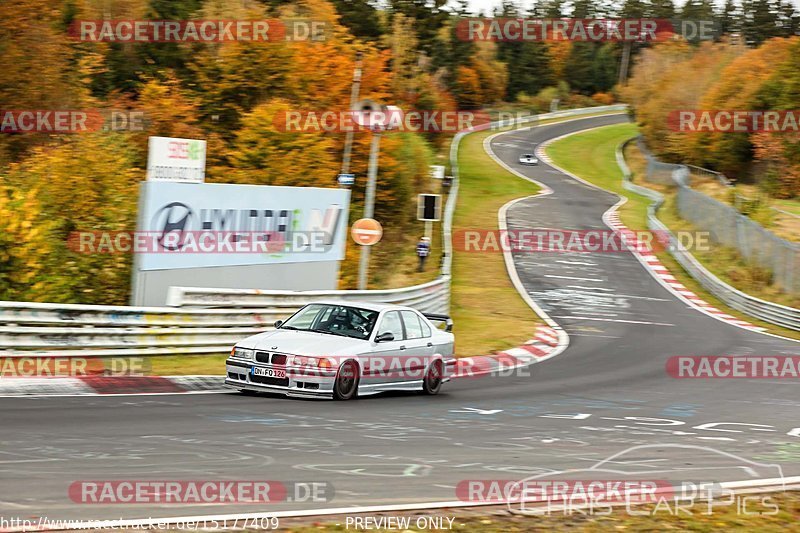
[
  {"x1": 617, "y1": 138, "x2": 800, "y2": 332},
  {"x1": 0, "y1": 105, "x2": 624, "y2": 358},
  {"x1": 165, "y1": 278, "x2": 450, "y2": 312}
]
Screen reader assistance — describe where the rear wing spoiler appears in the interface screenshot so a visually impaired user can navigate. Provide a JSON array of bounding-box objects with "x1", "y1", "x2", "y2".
[{"x1": 423, "y1": 313, "x2": 453, "y2": 332}]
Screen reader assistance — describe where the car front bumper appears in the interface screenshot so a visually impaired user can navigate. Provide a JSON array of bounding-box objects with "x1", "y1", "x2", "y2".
[{"x1": 225, "y1": 359, "x2": 337, "y2": 399}]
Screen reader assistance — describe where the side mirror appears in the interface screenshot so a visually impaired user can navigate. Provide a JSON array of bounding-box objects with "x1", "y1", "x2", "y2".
[
  {"x1": 274, "y1": 320, "x2": 283, "y2": 328},
  {"x1": 375, "y1": 332, "x2": 394, "y2": 343},
  {"x1": 445, "y1": 322, "x2": 453, "y2": 333}
]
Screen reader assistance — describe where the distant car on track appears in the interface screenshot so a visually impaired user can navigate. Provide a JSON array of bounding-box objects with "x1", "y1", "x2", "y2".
[
  {"x1": 519, "y1": 153, "x2": 538, "y2": 165},
  {"x1": 226, "y1": 302, "x2": 455, "y2": 400}
]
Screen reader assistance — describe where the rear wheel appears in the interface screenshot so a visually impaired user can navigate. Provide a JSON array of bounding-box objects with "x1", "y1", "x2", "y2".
[
  {"x1": 422, "y1": 360, "x2": 443, "y2": 395},
  {"x1": 333, "y1": 360, "x2": 359, "y2": 400}
]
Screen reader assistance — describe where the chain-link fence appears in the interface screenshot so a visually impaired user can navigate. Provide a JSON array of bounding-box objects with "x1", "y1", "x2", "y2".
[
  {"x1": 637, "y1": 137, "x2": 687, "y2": 186},
  {"x1": 636, "y1": 136, "x2": 799, "y2": 296}
]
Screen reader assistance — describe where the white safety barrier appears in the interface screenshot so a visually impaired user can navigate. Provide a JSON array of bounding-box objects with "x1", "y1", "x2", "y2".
[{"x1": 0, "y1": 105, "x2": 625, "y2": 357}]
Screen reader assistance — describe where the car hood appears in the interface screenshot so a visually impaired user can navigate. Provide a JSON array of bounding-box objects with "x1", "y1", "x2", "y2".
[{"x1": 236, "y1": 329, "x2": 371, "y2": 356}]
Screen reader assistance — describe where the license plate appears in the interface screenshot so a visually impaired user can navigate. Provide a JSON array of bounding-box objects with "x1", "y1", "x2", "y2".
[{"x1": 252, "y1": 367, "x2": 286, "y2": 379}]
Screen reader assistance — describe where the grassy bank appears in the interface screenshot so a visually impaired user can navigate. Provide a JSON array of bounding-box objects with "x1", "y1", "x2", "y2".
[
  {"x1": 546, "y1": 124, "x2": 799, "y2": 340},
  {"x1": 449, "y1": 130, "x2": 542, "y2": 357}
]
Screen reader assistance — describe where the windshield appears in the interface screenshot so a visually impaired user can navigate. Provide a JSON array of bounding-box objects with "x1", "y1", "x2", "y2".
[{"x1": 280, "y1": 303, "x2": 379, "y2": 340}]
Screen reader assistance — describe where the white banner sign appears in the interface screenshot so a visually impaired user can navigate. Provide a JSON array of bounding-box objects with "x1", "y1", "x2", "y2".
[
  {"x1": 147, "y1": 136, "x2": 206, "y2": 183},
  {"x1": 136, "y1": 182, "x2": 350, "y2": 271},
  {"x1": 430, "y1": 165, "x2": 445, "y2": 180}
]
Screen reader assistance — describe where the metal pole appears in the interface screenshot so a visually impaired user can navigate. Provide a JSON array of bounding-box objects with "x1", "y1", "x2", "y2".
[
  {"x1": 358, "y1": 132, "x2": 381, "y2": 290},
  {"x1": 340, "y1": 51, "x2": 363, "y2": 181},
  {"x1": 618, "y1": 41, "x2": 632, "y2": 86}
]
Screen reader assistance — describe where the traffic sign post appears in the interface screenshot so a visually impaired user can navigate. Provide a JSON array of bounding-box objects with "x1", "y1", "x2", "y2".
[
  {"x1": 358, "y1": 132, "x2": 382, "y2": 290},
  {"x1": 337, "y1": 173, "x2": 355, "y2": 186},
  {"x1": 350, "y1": 99, "x2": 404, "y2": 290},
  {"x1": 417, "y1": 194, "x2": 441, "y2": 248},
  {"x1": 417, "y1": 194, "x2": 442, "y2": 222},
  {"x1": 351, "y1": 218, "x2": 383, "y2": 246}
]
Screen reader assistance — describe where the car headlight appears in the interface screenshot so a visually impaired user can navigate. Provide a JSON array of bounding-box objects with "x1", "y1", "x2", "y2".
[
  {"x1": 231, "y1": 347, "x2": 254, "y2": 361},
  {"x1": 292, "y1": 355, "x2": 333, "y2": 369}
]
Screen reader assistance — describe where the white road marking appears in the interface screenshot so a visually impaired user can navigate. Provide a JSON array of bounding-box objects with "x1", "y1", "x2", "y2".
[
  {"x1": 555, "y1": 260, "x2": 596, "y2": 266},
  {"x1": 545, "y1": 275, "x2": 604, "y2": 282},
  {"x1": 0, "y1": 500, "x2": 32, "y2": 509},
  {"x1": 569, "y1": 285, "x2": 614, "y2": 291},
  {"x1": 567, "y1": 290, "x2": 671, "y2": 302},
  {"x1": 450, "y1": 407, "x2": 503, "y2": 415},
  {"x1": 566, "y1": 333, "x2": 622, "y2": 339},
  {"x1": 553, "y1": 316, "x2": 676, "y2": 326}
]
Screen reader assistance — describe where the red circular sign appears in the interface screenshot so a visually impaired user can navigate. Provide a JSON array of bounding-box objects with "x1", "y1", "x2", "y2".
[{"x1": 351, "y1": 218, "x2": 383, "y2": 246}]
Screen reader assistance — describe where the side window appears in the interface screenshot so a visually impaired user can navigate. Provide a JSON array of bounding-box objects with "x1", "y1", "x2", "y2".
[
  {"x1": 376, "y1": 311, "x2": 404, "y2": 341},
  {"x1": 401, "y1": 311, "x2": 424, "y2": 339},
  {"x1": 420, "y1": 316, "x2": 432, "y2": 338}
]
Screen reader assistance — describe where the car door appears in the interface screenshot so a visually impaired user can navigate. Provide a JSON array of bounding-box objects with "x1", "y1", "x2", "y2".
[
  {"x1": 364, "y1": 310, "x2": 406, "y2": 388},
  {"x1": 400, "y1": 310, "x2": 434, "y2": 382}
]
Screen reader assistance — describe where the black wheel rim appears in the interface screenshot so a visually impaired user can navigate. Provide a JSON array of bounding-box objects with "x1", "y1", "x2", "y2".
[
  {"x1": 427, "y1": 362, "x2": 442, "y2": 390},
  {"x1": 338, "y1": 362, "x2": 356, "y2": 396}
]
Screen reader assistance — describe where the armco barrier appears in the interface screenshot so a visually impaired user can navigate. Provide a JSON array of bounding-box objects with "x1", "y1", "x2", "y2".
[
  {"x1": 617, "y1": 138, "x2": 800, "y2": 332},
  {"x1": 0, "y1": 105, "x2": 625, "y2": 358}
]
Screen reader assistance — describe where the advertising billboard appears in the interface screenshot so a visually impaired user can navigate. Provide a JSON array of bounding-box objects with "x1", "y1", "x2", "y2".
[
  {"x1": 146, "y1": 136, "x2": 207, "y2": 183},
  {"x1": 136, "y1": 181, "x2": 350, "y2": 271}
]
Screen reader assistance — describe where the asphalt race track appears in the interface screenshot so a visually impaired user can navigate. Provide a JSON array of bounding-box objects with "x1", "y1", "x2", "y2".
[{"x1": 2, "y1": 114, "x2": 799, "y2": 522}]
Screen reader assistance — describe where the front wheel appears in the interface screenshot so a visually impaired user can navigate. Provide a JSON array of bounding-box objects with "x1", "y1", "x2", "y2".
[
  {"x1": 422, "y1": 360, "x2": 443, "y2": 395},
  {"x1": 333, "y1": 360, "x2": 359, "y2": 400}
]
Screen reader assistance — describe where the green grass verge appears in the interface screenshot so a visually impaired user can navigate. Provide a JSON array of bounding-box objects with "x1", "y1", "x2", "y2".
[
  {"x1": 775, "y1": 198, "x2": 800, "y2": 216},
  {"x1": 450, "y1": 129, "x2": 542, "y2": 357},
  {"x1": 547, "y1": 123, "x2": 800, "y2": 341},
  {"x1": 148, "y1": 354, "x2": 227, "y2": 376}
]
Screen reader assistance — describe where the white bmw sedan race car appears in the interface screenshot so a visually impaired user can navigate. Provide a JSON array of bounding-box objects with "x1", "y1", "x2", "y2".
[
  {"x1": 226, "y1": 302, "x2": 456, "y2": 400},
  {"x1": 519, "y1": 153, "x2": 538, "y2": 165}
]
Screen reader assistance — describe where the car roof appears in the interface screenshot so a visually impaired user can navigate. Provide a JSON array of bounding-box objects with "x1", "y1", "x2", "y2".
[{"x1": 307, "y1": 300, "x2": 409, "y2": 312}]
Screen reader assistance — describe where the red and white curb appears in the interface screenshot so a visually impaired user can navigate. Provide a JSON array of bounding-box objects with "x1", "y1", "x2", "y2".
[
  {"x1": 0, "y1": 329, "x2": 565, "y2": 397},
  {"x1": 0, "y1": 375, "x2": 228, "y2": 397},
  {"x1": 453, "y1": 325, "x2": 563, "y2": 377},
  {"x1": 604, "y1": 211, "x2": 766, "y2": 332}
]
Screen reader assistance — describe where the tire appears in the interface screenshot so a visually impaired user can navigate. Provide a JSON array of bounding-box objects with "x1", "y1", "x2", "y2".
[
  {"x1": 333, "y1": 360, "x2": 359, "y2": 400},
  {"x1": 422, "y1": 360, "x2": 443, "y2": 395}
]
